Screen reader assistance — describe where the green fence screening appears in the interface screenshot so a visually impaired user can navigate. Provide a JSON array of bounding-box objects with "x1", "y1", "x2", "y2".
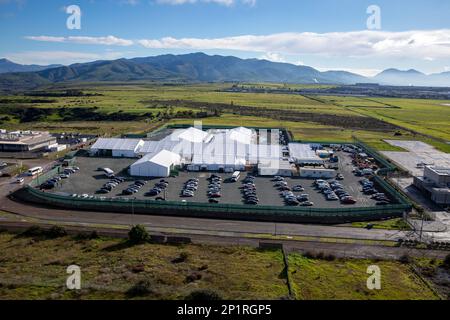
[{"x1": 18, "y1": 183, "x2": 410, "y2": 224}]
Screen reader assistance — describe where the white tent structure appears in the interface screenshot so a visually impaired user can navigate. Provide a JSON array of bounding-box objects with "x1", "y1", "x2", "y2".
[
  {"x1": 130, "y1": 150, "x2": 181, "y2": 177},
  {"x1": 91, "y1": 138, "x2": 144, "y2": 158},
  {"x1": 171, "y1": 127, "x2": 210, "y2": 143},
  {"x1": 288, "y1": 143, "x2": 324, "y2": 165}
]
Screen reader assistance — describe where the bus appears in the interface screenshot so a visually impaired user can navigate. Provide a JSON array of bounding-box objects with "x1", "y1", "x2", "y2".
[
  {"x1": 231, "y1": 171, "x2": 241, "y2": 182},
  {"x1": 27, "y1": 166, "x2": 43, "y2": 176}
]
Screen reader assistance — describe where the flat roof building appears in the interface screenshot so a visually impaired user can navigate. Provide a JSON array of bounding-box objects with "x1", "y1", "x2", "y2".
[
  {"x1": 288, "y1": 143, "x2": 324, "y2": 165},
  {"x1": 414, "y1": 166, "x2": 450, "y2": 206},
  {"x1": 0, "y1": 131, "x2": 57, "y2": 152}
]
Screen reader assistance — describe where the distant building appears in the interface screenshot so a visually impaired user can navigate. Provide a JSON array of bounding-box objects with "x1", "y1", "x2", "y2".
[
  {"x1": 0, "y1": 130, "x2": 57, "y2": 152},
  {"x1": 414, "y1": 166, "x2": 450, "y2": 205}
]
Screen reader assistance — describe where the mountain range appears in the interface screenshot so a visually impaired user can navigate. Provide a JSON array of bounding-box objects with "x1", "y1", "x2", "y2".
[
  {"x1": 0, "y1": 53, "x2": 449, "y2": 90},
  {"x1": 0, "y1": 58, "x2": 62, "y2": 74}
]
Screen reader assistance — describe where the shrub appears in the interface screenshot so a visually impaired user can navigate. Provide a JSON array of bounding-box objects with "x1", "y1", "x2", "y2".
[
  {"x1": 20, "y1": 225, "x2": 44, "y2": 237},
  {"x1": 20, "y1": 225, "x2": 66, "y2": 239},
  {"x1": 74, "y1": 231, "x2": 100, "y2": 240},
  {"x1": 172, "y1": 252, "x2": 189, "y2": 264},
  {"x1": 324, "y1": 254, "x2": 336, "y2": 261},
  {"x1": 185, "y1": 272, "x2": 202, "y2": 283},
  {"x1": 46, "y1": 225, "x2": 67, "y2": 239},
  {"x1": 399, "y1": 254, "x2": 411, "y2": 264},
  {"x1": 443, "y1": 254, "x2": 450, "y2": 270},
  {"x1": 126, "y1": 280, "x2": 153, "y2": 297},
  {"x1": 185, "y1": 289, "x2": 222, "y2": 301},
  {"x1": 303, "y1": 251, "x2": 316, "y2": 259},
  {"x1": 128, "y1": 225, "x2": 149, "y2": 244}
]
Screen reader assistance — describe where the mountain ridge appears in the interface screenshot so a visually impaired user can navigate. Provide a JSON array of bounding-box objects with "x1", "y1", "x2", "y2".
[
  {"x1": 0, "y1": 58, "x2": 62, "y2": 74},
  {"x1": 1, "y1": 53, "x2": 449, "y2": 90}
]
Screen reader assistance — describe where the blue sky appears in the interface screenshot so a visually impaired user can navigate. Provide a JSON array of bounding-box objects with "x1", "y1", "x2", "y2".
[{"x1": 1, "y1": 0, "x2": 450, "y2": 76}]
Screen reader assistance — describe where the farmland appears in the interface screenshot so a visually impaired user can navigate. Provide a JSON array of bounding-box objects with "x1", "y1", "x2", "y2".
[{"x1": 0, "y1": 83, "x2": 449, "y2": 152}]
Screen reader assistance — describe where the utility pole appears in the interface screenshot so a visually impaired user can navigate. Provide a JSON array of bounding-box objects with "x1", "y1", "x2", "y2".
[
  {"x1": 419, "y1": 210, "x2": 425, "y2": 242},
  {"x1": 131, "y1": 198, "x2": 135, "y2": 226}
]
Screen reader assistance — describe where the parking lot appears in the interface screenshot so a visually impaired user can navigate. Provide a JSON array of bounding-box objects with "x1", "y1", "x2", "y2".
[{"x1": 46, "y1": 151, "x2": 381, "y2": 208}]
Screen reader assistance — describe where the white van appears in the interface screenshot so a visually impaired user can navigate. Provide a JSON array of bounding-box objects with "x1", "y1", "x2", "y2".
[
  {"x1": 231, "y1": 171, "x2": 241, "y2": 182},
  {"x1": 27, "y1": 166, "x2": 43, "y2": 176},
  {"x1": 103, "y1": 168, "x2": 115, "y2": 178}
]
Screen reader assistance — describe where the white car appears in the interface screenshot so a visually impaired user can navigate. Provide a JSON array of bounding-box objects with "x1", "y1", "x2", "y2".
[{"x1": 15, "y1": 177, "x2": 25, "y2": 184}]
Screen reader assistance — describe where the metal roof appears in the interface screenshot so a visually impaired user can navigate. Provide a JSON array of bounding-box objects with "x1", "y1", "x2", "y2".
[
  {"x1": 91, "y1": 138, "x2": 143, "y2": 151},
  {"x1": 288, "y1": 143, "x2": 323, "y2": 162}
]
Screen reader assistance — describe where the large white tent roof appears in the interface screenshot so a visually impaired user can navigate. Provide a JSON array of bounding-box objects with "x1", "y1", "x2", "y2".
[
  {"x1": 133, "y1": 150, "x2": 181, "y2": 168},
  {"x1": 171, "y1": 127, "x2": 209, "y2": 143},
  {"x1": 91, "y1": 138, "x2": 143, "y2": 151}
]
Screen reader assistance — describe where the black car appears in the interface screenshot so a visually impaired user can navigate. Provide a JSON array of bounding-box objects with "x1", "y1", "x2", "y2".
[
  {"x1": 146, "y1": 189, "x2": 160, "y2": 196},
  {"x1": 209, "y1": 198, "x2": 219, "y2": 204}
]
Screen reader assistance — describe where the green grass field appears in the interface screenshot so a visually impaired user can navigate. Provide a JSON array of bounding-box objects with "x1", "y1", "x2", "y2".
[
  {"x1": 1, "y1": 83, "x2": 449, "y2": 151},
  {"x1": 320, "y1": 95, "x2": 450, "y2": 142},
  {"x1": 288, "y1": 254, "x2": 440, "y2": 300}
]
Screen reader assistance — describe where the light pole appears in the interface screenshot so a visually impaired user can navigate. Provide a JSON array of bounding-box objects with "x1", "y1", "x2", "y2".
[{"x1": 132, "y1": 197, "x2": 135, "y2": 216}]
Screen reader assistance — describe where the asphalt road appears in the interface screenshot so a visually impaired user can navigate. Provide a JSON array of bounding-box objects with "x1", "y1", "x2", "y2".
[{"x1": 0, "y1": 194, "x2": 407, "y2": 242}]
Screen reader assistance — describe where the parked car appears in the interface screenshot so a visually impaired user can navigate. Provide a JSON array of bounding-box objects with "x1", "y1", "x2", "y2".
[
  {"x1": 292, "y1": 185, "x2": 305, "y2": 192},
  {"x1": 15, "y1": 177, "x2": 25, "y2": 184},
  {"x1": 300, "y1": 201, "x2": 314, "y2": 207}
]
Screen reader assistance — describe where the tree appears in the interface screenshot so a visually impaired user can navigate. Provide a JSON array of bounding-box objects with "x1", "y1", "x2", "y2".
[{"x1": 128, "y1": 225, "x2": 149, "y2": 244}]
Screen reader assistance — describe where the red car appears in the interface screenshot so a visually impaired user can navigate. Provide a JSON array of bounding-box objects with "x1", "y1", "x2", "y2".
[{"x1": 341, "y1": 197, "x2": 357, "y2": 204}]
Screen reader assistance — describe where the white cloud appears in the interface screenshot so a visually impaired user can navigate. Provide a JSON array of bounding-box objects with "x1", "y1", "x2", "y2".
[
  {"x1": 4, "y1": 51, "x2": 126, "y2": 65},
  {"x1": 156, "y1": 0, "x2": 254, "y2": 6},
  {"x1": 260, "y1": 52, "x2": 285, "y2": 63},
  {"x1": 137, "y1": 29, "x2": 450, "y2": 60},
  {"x1": 25, "y1": 35, "x2": 134, "y2": 46},
  {"x1": 25, "y1": 29, "x2": 450, "y2": 63}
]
